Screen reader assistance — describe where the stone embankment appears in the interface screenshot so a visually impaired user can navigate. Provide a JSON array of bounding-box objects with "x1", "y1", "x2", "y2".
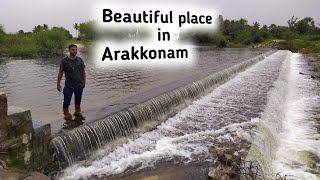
[{"x1": 0, "y1": 92, "x2": 51, "y2": 179}]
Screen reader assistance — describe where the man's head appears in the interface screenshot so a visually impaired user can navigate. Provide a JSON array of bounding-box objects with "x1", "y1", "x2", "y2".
[{"x1": 68, "y1": 44, "x2": 77, "y2": 57}]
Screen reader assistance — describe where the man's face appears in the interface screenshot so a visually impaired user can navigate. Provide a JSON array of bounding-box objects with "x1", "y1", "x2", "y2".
[{"x1": 69, "y1": 47, "x2": 77, "y2": 56}]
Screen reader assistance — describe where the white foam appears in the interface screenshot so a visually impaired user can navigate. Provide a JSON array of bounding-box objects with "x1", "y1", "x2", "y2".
[
  {"x1": 60, "y1": 51, "x2": 286, "y2": 179},
  {"x1": 60, "y1": 120, "x2": 257, "y2": 180},
  {"x1": 272, "y1": 53, "x2": 320, "y2": 179}
]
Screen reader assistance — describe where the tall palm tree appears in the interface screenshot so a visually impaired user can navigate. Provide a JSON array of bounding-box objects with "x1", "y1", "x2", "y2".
[
  {"x1": 43, "y1": 24, "x2": 49, "y2": 30},
  {"x1": 73, "y1": 23, "x2": 79, "y2": 38}
]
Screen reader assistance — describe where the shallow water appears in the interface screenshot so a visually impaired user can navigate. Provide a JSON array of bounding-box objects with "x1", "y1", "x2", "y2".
[{"x1": 0, "y1": 48, "x2": 268, "y2": 126}]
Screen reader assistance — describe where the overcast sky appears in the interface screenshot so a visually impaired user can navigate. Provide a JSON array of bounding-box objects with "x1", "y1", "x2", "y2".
[{"x1": 1, "y1": 0, "x2": 319, "y2": 36}]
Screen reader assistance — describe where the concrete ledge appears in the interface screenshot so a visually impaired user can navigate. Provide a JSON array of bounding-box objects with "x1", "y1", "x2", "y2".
[
  {"x1": 8, "y1": 107, "x2": 33, "y2": 138},
  {"x1": 32, "y1": 124, "x2": 52, "y2": 170},
  {"x1": 0, "y1": 102, "x2": 52, "y2": 171}
]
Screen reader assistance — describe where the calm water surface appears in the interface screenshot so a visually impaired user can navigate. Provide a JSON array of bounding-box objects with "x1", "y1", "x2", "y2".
[{"x1": 0, "y1": 48, "x2": 268, "y2": 125}]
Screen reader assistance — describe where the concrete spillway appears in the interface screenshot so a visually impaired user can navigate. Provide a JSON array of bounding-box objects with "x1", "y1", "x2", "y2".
[
  {"x1": 55, "y1": 50, "x2": 296, "y2": 179},
  {"x1": 52, "y1": 51, "x2": 274, "y2": 170}
]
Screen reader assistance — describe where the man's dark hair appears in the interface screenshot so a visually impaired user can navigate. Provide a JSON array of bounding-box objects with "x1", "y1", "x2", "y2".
[{"x1": 68, "y1": 44, "x2": 77, "y2": 50}]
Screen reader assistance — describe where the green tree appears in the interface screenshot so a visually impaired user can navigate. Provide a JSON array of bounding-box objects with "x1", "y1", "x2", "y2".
[
  {"x1": 33, "y1": 24, "x2": 49, "y2": 33},
  {"x1": 79, "y1": 21, "x2": 96, "y2": 40},
  {"x1": 295, "y1": 17, "x2": 316, "y2": 34},
  {"x1": 52, "y1": 27, "x2": 72, "y2": 39},
  {"x1": 33, "y1": 27, "x2": 68, "y2": 56},
  {"x1": 239, "y1": 18, "x2": 248, "y2": 27},
  {"x1": 287, "y1": 16, "x2": 316, "y2": 34},
  {"x1": 43, "y1": 24, "x2": 49, "y2": 30},
  {"x1": 253, "y1": 22, "x2": 260, "y2": 29},
  {"x1": 0, "y1": 25, "x2": 6, "y2": 55},
  {"x1": 0, "y1": 24, "x2": 5, "y2": 34},
  {"x1": 287, "y1": 16, "x2": 298, "y2": 31},
  {"x1": 261, "y1": 25, "x2": 268, "y2": 31},
  {"x1": 222, "y1": 18, "x2": 249, "y2": 41}
]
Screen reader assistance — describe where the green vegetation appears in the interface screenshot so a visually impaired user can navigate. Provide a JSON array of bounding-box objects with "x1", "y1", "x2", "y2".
[
  {"x1": 180, "y1": 15, "x2": 320, "y2": 53},
  {"x1": 0, "y1": 24, "x2": 72, "y2": 58},
  {"x1": 0, "y1": 15, "x2": 320, "y2": 58}
]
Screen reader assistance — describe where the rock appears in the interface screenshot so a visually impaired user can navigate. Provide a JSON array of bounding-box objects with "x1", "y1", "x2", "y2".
[
  {"x1": 8, "y1": 107, "x2": 33, "y2": 137},
  {"x1": 225, "y1": 154, "x2": 232, "y2": 160},
  {"x1": 208, "y1": 167, "x2": 222, "y2": 179},
  {"x1": 6, "y1": 107, "x2": 34, "y2": 167},
  {"x1": 21, "y1": 172, "x2": 51, "y2": 180},
  {"x1": 221, "y1": 174, "x2": 230, "y2": 180},
  {"x1": 297, "y1": 150, "x2": 320, "y2": 168},
  {"x1": 224, "y1": 166, "x2": 237, "y2": 178},
  {"x1": 0, "y1": 169, "x2": 24, "y2": 180},
  {"x1": 233, "y1": 152, "x2": 239, "y2": 156},
  {"x1": 0, "y1": 159, "x2": 7, "y2": 169},
  {"x1": 0, "y1": 170, "x2": 6, "y2": 179}
]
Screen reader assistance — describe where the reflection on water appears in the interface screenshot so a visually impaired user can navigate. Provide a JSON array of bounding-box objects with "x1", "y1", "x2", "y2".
[{"x1": 0, "y1": 48, "x2": 269, "y2": 125}]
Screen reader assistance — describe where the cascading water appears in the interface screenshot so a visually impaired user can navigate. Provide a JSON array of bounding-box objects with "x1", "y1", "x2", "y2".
[
  {"x1": 57, "y1": 50, "x2": 290, "y2": 179},
  {"x1": 52, "y1": 51, "x2": 274, "y2": 168},
  {"x1": 246, "y1": 53, "x2": 320, "y2": 180},
  {"x1": 244, "y1": 51, "x2": 291, "y2": 179},
  {"x1": 273, "y1": 53, "x2": 320, "y2": 179}
]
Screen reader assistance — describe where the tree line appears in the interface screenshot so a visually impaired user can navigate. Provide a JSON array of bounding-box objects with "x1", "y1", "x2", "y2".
[
  {"x1": 0, "y1": 15, "x2": 319, "y2": 58},
  {"x1": 181, "y1": 15, "x2": 320, "y2": 53}
]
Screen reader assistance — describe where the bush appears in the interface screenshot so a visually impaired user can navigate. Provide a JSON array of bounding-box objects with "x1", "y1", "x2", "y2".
[
  {"x1": 33, "y1": 28, "x2": 69, "y2": 56},
  {"x1": 2, "y1": 34, "x2": 38, "y2": 58}
]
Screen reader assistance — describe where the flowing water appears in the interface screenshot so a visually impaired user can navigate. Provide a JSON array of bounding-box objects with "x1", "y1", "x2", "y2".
[
  {"x1": 248, "y1": 53, "x2": 320, "y2": 179},
  {"x1": 244, "y1": 53, "x2": 320, "y2": 180},
  {"x1": 52, "y1": 50, "x2": 273, "y2": 168},
  {"x1": 58, "y1": 51, "x2": 290, "y2": 179},
  {"x1": 273, "y1": 54, "x2": 320, "y2": 179},
  {"x1": 3, "y1": 49, "x2": 319, "y2": 179},
  {"x1": 0, "y1": 48, "x2": 268, "y2": 127}
]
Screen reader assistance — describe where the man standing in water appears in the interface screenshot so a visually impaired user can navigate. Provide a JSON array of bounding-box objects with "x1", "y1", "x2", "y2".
[{"x1": 57, "y1": 44, "x2": 86, "y2": 120}]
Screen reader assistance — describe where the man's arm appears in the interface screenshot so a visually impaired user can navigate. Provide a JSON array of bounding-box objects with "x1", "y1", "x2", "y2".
[
  {"x1": 82, "y1": 68, "x2": 86, "y2": 88},
  {"x1": 57, "y1": 67, "x2": 63, "y2": 92}
]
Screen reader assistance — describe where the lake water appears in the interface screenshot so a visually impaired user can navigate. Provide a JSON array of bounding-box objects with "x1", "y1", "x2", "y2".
[{"x1": 0, "y1": 48, "x2": 268, "y2": 126}]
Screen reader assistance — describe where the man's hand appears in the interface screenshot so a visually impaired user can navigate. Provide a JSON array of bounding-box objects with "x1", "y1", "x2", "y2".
[
  {"x1": 57, "y1": 84, "x2": 62, "y2": 92},
  {"x1": 57, "y1": 68, "x2": 63, "y2": 92}
]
